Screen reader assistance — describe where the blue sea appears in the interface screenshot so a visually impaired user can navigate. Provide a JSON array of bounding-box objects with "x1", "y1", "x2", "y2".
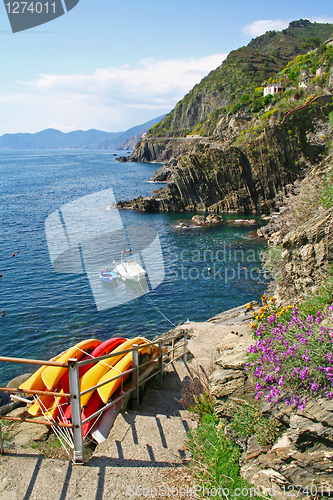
[{"x1": 0, "y1": 150, "x2": 267, "y2": 384}]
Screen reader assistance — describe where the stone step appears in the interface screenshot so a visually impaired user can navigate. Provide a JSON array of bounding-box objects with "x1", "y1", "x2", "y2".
[{"x1": 94, "y1": 410, "x2": 194, "y2": 466}]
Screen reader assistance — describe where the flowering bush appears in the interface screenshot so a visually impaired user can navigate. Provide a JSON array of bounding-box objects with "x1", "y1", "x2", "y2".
[
  {"x1": 247, "y1": 304, "x2": 333, "y2": 410},
  {"x1": 248, "y1": 296, "x2": 293, "y2": 332}
]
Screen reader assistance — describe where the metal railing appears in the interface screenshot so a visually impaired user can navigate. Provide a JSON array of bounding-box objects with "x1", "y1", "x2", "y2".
[{"x1": 0, "y1": 331, "x2": 188, "y2": 464}]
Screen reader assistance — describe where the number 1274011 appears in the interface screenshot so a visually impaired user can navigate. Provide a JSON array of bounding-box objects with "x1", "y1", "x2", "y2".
[{"x1": 5, "y1": 2, "x2": 57, "y2": 14}]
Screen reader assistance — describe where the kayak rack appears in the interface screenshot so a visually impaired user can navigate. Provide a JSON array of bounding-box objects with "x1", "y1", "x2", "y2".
[{"x1": 0, "y1": 331, "x2": 188, "y2": 464}]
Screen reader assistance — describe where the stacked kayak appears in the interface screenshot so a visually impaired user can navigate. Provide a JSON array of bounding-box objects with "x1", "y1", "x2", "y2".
[{"x1": 19, "y1": 336, "x2": 159, "y2": 442}]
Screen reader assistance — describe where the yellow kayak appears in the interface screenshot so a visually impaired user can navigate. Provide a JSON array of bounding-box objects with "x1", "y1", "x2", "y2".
[
  {"x1": 80, "y1": 337, "x2": 148, "y2": 408},
  {"x1": 42, "y1": 338, "x2": 101, "y2": 391},
  {"x1": 97, "y1": 342, "x2": 158, "y2": 404},
  {"x1": 28, "y1": 387, "x2": 65, "y2": 418},
  {"x1": 19, "y1": 352, "x2": 64, "y2": 393}
]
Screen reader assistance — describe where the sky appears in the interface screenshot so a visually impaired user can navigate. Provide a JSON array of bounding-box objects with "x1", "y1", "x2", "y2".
[{"x1": 0, "y1": 0, "x2": 333, "y2": 135}]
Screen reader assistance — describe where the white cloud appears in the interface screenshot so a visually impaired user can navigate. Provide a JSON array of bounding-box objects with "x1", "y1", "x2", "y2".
[
  {"x1": 23, "y1": 54, "x2": 227, "y2": 106},
  {"x1": 0, "y1": 54, "x2": 226, "y2": 134},
  {"x1": 313, "y1": 17, "x2": 333, "y2": 24},
  {"x1": 243, "y1": 19, "x2": 290, "y2": 37},
  {"x1": 243, "y1": 17, "x2": 333, "y2": 38}
]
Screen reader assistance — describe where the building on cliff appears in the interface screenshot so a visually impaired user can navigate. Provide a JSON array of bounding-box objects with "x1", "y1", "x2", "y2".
[{"x1": 263, "y1": 82, "x2": 284, "y2": 97}]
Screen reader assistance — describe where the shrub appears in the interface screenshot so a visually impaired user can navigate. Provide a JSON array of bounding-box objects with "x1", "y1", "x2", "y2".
[
  {"x1": 240, "y1": 94, "x2": 251, "y2": 103},
  {"x1": 230, "y1": 401, "x2": 281, "y2": 447},
  {"x1": 180, "y1": 365, "x2": 215, "y2": 421},
  {"x1": 261, "y1": 108, "x2": 278, "y2": 121},
  {"x1": 320, "y1": 170, "x2": 333, "y2": 209},
  {"x1": 230, "y1": 102, "x2": 242, "y2": 114},
  {"x1": 247, "y1": 304, "x2": 333, "y2": 410}
]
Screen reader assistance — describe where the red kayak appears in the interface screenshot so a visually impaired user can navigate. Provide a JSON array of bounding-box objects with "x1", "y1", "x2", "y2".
[
  {"x1": 81, "y1": 391, "x2": 104, "y2": 438},
  {"x1": 60, "y1": 337, "x2": 127, "y2": 424}
]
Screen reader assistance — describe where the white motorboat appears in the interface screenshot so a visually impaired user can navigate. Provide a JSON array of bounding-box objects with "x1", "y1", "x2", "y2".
[{"x1": 113, "y1": 249, "x2": 147, "y2": 282}]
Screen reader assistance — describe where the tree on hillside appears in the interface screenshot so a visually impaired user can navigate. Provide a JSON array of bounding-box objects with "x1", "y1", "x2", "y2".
[{"x1": 301, "y1": 37, "x2": 321, "y2": 51}]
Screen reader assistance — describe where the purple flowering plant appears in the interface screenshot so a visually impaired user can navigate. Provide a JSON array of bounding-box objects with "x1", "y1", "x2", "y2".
[{"x1": 247, "y1": 303, "x2": 333, "y2": 410}]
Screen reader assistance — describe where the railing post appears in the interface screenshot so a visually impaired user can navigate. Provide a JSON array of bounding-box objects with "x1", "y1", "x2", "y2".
[
  {"x1": 171, "y1": 338, "x2": 175, "y2": 360},
  {"x1": 158, "y1": 338, "x2": 163, "y2": 387},
  {"x1": 0, "y1": 420, "x2": 4, "y2": 455},
  {"x1": 68, "y1": 358, "x2": 84, "y2": 464},
  {"x1": 183, "y1": 332, "x2": 188, "y2": 364},
  {"x1": 132, "y1": 344, "x2": 139, "y2": 407}
]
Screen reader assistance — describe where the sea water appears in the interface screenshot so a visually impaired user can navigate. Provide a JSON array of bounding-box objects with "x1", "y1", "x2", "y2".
[{"x1": 0, "y1": 150, "x2": 267, "y2": 383}]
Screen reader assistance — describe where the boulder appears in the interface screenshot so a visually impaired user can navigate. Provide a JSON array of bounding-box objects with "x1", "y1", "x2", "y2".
[
  {"x1": 271, "y1": 433, "x2": 297, "y2": 458},
  {"x1": 205, "y1": 214, "x2": 223, "y2": 224},
  {"x1": 242, "y1": 435, "x2": 266, "y2": 460},
  {"x1": 210, "y1": 368, "x2": 246, "y2": 397},
  {"x1": 215, "y1": 351, "x2": 248, "y2": 370},
  {"x1": 191, "y1": 215, "x2": 206, "y2": 225},
  {"x1": 287, "y1": 414, "x2": 326, "y2": 444},
  {"x1": 6, "y1": 373, "x2": 31, "y2": 389},
  {"x1": 4, "y1": 407, "x2": 49, "y2": 447}
]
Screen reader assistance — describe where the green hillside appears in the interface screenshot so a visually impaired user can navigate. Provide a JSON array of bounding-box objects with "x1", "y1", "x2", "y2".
[{"x1": 148, "y1": 20, "x2": 333, "y2": 139}]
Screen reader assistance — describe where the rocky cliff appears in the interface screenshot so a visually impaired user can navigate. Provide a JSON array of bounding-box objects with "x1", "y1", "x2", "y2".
[
  {"x1": 118, "y1": 99, "x2": 333, "y2": 214},
  {"x1": 130, "y1": 20, "x2": 333, "y2": 163},
  {"x1": 122, "y1": 22, "x2": 333, "y2": 220},
  {"x1": 257, "y1": 151, "x2": 333, "y2": 302}
]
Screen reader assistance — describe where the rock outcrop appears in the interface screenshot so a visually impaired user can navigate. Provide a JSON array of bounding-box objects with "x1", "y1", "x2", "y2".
[
  {"x1": 130, "y1": 136, "x2": 214, "y2": 164},
  {"x1": 118, "y1": 100, "x2": 333, "y2": 214},
  {"x1": 259, "y1": 206, "x2": 333, "y2": 301},
  {"x1": 256, "y1": 151, "x2": 333, "y2": 301},
  {"x1": 240, "y1": 397, "x2": 333, "y2": 497}
]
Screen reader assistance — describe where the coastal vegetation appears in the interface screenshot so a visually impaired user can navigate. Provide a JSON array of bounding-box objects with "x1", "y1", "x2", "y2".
[
  {"x1": 145, "y1": 20, "x2": 333, "y2": 139},
  {"x1": 187, "y1": 414, "x2": 256, "y2": 499},
  {"x1": 184, "y1": 365, "x2": 281, "y2": 497}
]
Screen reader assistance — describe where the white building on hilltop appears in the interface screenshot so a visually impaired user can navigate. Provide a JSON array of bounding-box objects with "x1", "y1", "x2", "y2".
[{"x1": 263, "y1": 82, "x2": 283, "y2": 97}]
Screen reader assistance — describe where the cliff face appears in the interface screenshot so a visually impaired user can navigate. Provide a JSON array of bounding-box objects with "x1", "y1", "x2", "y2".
[
  {"x1": 130, "y1": 20, "x2": 333, "y2": 163},
  {"x1": 130, "y1": 136, "x2": 208, "y2": 163},
  {"x1": 266, "y1": 207, "x2": 333, "y2": 301},
  {"x1": 124, "y1": 27, "x2": 333, "y2": 219},
  {"x1": 257, "y1": 152, "x2": 333, "y2": 302},
  {"x1": 119, "y1": 100, "x2": 333, "y2": 214}
]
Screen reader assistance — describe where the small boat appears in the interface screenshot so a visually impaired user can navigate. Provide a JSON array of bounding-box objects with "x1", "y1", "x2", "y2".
[
  {"x1": 113, "y1": 249, "x2": 147, "y2": 282},
  {"x1": 99, "y1": 269, "x2": 118, "y2": 283}
]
